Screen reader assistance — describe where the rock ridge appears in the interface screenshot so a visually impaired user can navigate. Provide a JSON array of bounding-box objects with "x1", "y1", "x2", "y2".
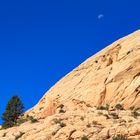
[{"x1": 1, "y1": 30, "x2": 140, "y2": 140}]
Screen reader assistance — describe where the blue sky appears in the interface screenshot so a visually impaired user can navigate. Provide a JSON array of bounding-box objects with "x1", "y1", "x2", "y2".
[{"x1": 0, "y1": 0, "x2": 140, "y2": 120}]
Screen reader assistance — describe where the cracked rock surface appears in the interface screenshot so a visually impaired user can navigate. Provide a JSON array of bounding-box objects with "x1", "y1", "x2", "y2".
[
  {"x1": 30, "y1": 30, "x2": 140, "y2": 116},
  {"x1": 1, "y1": 30, "x2": 140, "y2": 139}
]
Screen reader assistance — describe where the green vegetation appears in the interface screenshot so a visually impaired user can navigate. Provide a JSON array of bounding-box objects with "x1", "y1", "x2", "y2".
[
  {"x1": 28, "y1": 116, "x2": 38, "y2": 123},
  {"x1": 131, "y1": 109, "x2": 140, "y2": 118},
  {"x1": 53, "y1": 118, "x2": 61, "y2": 124},
  {"x1": 135, "y1": 107, "x2": 140, "y2": 111},
  {"x1": 16, "y1": 118, "x2": 28, "y2": 125},
  {"x1": 129, "y1": 106, "x2": 135, "y2": 110},
  {"x1": 59, "y1": 108, "x2": 66, "y2": 113},
  {"x1": 97, "y1": 104, "x2": 109, "y2": 111},
  {"x1": 115, "y1": 104, "x2": 124, "y2": 110},
  {"x1": 92, "y1": 120, "x2": 97, "y2": 125},
  {"x1": 98, "y1": 111, "x2": 103, "y2": 116},
  {"x1": 80, "y1": 116, "x2": 85, "y2": 121},
  {"x1": 103, "y1": 114, "x2": 110, "y2": 119},
  {"x1": 15, "y1": 132, "x2": 25, "y2": 140},
  {"x1": 53, "y1": 118, "x2": 66, "y2": 127},
  {"x1": 128, "y1": 119, "x2": 133, "y2": 123},
  {"x1": 110, "y1": 112, "x2": 119, "y2": 119},
  {"x1": 112, "y1": 134, "x2": 127, "y2": 140},
  {"x1": 2, "y1": 96, "x2": 24, "y2": 129},
  {"x1": 86, "y1": 123, "x2": 91, "y2": 128},
  {"x1": 81, "y1": 135, "x2": 89, "y2": 140},
  {"x1": 59, "y1": 122, "x2": 66, "y2": 127},
  {"x1": 58, "y1": 104, "x2": 66, "y2": 113}
]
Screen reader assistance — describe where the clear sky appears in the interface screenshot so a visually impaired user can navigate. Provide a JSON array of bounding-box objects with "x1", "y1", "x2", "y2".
[{"x1": 0, "y1": 0, "x2": 140, "y2": 121}]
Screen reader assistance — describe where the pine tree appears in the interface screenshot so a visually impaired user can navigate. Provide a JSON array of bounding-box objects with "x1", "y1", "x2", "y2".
[{"x1": 2, "y1": 96, "x2": 24, "y2": 129}]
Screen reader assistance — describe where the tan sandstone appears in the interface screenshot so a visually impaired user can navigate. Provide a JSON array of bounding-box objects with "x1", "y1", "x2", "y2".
[{"x1": 1, "y1": 30, "x2": 140, "y2": 139}]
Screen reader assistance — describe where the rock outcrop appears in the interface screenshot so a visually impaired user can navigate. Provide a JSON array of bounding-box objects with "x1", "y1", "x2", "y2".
[
  {"x1": 29, "y1": 30, "x2": 140, "y2": 117},
  {"x1": 1, "y1": 30, "x2": 140, "y2": 139}
]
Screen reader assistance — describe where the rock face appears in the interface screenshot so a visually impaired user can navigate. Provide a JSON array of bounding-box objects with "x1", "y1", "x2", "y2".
[
  {"x1": 29, "y1": 30, "x2": 140, "y2": 117},
  {"x1": 1, "y1": 30, "x2": 140, "y2": 139}
]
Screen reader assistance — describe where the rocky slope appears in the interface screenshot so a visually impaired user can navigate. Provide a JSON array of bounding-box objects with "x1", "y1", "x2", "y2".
[
  {"x1": 28, "y1": 29, "x2": 140, "y2": 117},
  {"x1": 1, "y1": 30, "x2": 140, "y2": 140}
]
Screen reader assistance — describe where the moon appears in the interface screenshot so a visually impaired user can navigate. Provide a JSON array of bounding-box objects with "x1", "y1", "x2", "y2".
[{"x1": 98, "y1": 14, "x2": 104, "y2": 19}]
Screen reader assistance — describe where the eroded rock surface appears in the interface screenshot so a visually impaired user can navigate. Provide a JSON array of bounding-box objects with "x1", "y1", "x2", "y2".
[
  {"x1": 30, "y1": 30, "x2": 140, "y2": 116},
  {"x1": 1, "y1": 30, "x2": 140, "y2": 139}
]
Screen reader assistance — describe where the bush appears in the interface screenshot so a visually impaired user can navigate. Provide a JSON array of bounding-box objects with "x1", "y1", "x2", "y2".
[
  {"x1": 86, "y1": 123, "x2": 91, "y2": 128},
  {"x1": 2, "y1": 96, "x2": 24, "y2": 129},
  {"x1": 97, "y1": 104, "x2": 109, "y2": 110},
  {"x1": 115, "y1": 104, "x2": 124, "y2": 110},
  {"x1": 30, "y1": 118, "x2": 38, "y2": 123},
  {"x1": 110, "y1": 112, "x2": 119, "y2": 119},
  {"x1": 98, "y1": 111, "x2": 103, "y2": 116},
  {"x1": 128, "y1": 120, "x2": 133, "y2": 123},
  {"x1": 16, "y1": 118, "x2": 28, "y2": 125},
  {"x1": 58, "y1": 104, "x2": 66, "y2": 113},
  {"x1": 59, "y1": 109, "x2": 66, "y2": 113},
  {"x1": 135, "y1": 107, "x2": 140, "y2": 111},
  {"x1": 28, "y1": 116, "x2": 38, "y2": 123},
  {"x1": 59, "y1": 104, "x2": 64, "y2": 108},
  {"x1": 15, "y1": 132, "x2": 25, "y2": 140},
  {"x1": 53, "y1": 118, "x2": 62, "y2": 124},
  {"x1": 1, "y1": 122, "x2": 15, "y2": 129},
  {"x1": 131, "y1": 110, "x2": 140, "y2": 119},
  {"x1": 104, "y1": 114, "x2": 110, "y2": 119},
  {"x1": 81, "y1": 135, "x2": 89, "y2": 140},
  {"x1": 59, "y1": 122, "x2": 66, "y2": 127},
  {"x1": 106, "y1": 104, "x2": 110, "y2": 110},
  {"x1": 129, "y1": 106, "x2": 135, "y2": 110},
  {"x1": 112, "y1": 134, "x2": 127, "y2": 140},
  {"x1": 53, "y1": 118, "x2": 66, "y2": 127},
  {"x1": 80, "y1": 116, "x2": 85, "y2": 121},
  {"x1": 92, "y1": 120, "x2": 97, "y2": 125}
]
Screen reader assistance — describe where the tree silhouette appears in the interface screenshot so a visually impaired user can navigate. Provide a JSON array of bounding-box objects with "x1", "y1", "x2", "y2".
[{"x1": 2, "y1": 96, "x2": 24, "y2": 129}]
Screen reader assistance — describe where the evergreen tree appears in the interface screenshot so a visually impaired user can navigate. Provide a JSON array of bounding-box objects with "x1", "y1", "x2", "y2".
[{"x1": 2, "y1": 96, "x2": 24, "y2": 129}]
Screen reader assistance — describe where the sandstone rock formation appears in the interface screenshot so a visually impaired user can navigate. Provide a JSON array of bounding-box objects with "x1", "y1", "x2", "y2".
[
  {"x1": 29, "y1": 29, "x2": 140, "y2": 117},
  {"x1": 1, "y1": 30, "x2": 140, "y2": 139}
]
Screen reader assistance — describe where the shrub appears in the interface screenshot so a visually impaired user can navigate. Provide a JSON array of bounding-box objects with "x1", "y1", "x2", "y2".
[
  {"x1": 59, "y1": 122, "x2": 66, "y2": 127},
  {"x1": 115, "y1": 104, "x2": 124, "y2": 110},
  {"x1": 53, "y1": 118, "x2": 66, "y2": 127},
  {"x1": 27, "y1": 116, "x2": 38, "y2": 123},
  {"x1": 98, "y1": 111, "x2": 103, "y2": 116},
  {"x1": 129, "y1": 106, "x2": 135, "y2": 110},
  {"x1": 104, "y1": 114, "x2": 110, "y2": 119},
  {"x1": 97, "y1": 104, "x2": 109, "y2": 110},
  {"x1": 16, "y1": 118, "x2": 28, "y2": 125},
  {"x1": 59, "y1": 109, "x2": 66, "y2": 113},
  {"x1": 15, "y1": 132, "x2": 25, "y2": 140},
  {"x1": 131, "y1": 110, "x2": 140, "y2": 119},
  {"x1": 86, "y1": 123, "x2": 91, "y2": 128},
  {"x1": 126, "y1": 51, "x2": 131, "y2": 55},
  {"x1": 39, "y1": 107, "x2": 44, "y2": 110},
  {"x1": 92, "y1": 120, "x2": 97, "y2": 125},
  {"x1": 112, "y1": 134, "x2": 127, "y2": 140},
  {"x1": 128, "y1": 120, "x2": 133, "y2": 123},
  {"x1": 58, "y1": 104, "x2": 66, "y2": 113},
  {"x1": 135, "y1": 107, "x2": 140, "y2": 111},
  {"x1": 2, "y1": 96, "x2": 24, "y2": 129},
  {"x1": 59, "y1": 104, "x2": 64, "y2": 108},
  {"x1": 80, "y1": 116, "x2": 85, "y2": 121},
  {"x1": 110, "y1": 112, "x2": 119, "y2": 119},
  {"x1": 97, "y1": 106, "x2": 106, "y2": 110},
  {"x1": 95, "y1": 60, "x2": 98, "y2": 63},
  {"x1": 81, "y1": 135, "x2": 89, "y2": 140},
  {"x1": 53, "y1": 118, "x2": 62, "y2": 124},
  {"x1": 30, "y1": 118, "x2": 38, "y2": 123},
  {"x1": 106, "y1": 104, "x2": 110, "y2": 110}
]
